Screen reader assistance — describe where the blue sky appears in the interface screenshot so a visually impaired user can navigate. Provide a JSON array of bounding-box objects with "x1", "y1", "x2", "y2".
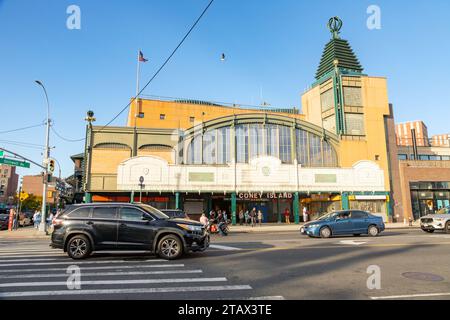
[{"x1": 1, "y1": 0, "x2": 449, "y2": 179}]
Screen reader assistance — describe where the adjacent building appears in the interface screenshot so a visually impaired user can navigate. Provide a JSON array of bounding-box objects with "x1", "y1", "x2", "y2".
[
  {"x1": 395, "y1": 121, "x2": 430, "y2": 147},
  {"x1": 394, "y1": 123, "x2": 450, "y2": 220},
  {"x1": 0, "y1": 165, "x2": 19, "y2": 206},
  {"x1": 82, "y1": 18, "x2": 397, "y2": 223},
  {"x1": 22, "y1": 175, "x2": 72, "y2": 207}
]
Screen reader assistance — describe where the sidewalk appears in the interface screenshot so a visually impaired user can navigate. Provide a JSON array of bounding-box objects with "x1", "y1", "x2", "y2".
[
  {"x1": 0, "y1": 227, "x2": 51, "y2": 239},
  {"x1": 229, "y1": 222, "x2": 421, "y2": 233}
]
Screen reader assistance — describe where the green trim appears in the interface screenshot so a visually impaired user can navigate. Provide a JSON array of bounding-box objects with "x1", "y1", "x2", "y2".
[
  {"x1": 294, "y1": 192, "x2": 300, "y2": 224},
  {"x1": 84, "y1": 192, "x2": 92, "y2": 204},
  {"x1": 316, "y1": 38, "x2": 363, "y2": 80},
  {"x1": 175, "y1": 192, "x2": 180, "y2": 210},
  {"x1": 231, "y1": 193, "x2": 237, "y2": 226},
  {"x1": 341, "y1": 193, "x2": 350, "y2": 210}
]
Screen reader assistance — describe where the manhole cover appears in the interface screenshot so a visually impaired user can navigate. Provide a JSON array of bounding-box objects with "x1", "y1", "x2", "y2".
[{"x1": 402, "y1": 272, "x2": 444, "y2": 282}]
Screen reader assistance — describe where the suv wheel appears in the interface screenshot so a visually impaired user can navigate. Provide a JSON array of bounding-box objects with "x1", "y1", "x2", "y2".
[
  {"x1": 368, "y1": 225, "x2": 379, "y2": 237},
  {"x1": 67, "y1": 235, "x2": 92, "y2": 260},
  {"x1": 158, "y1": 235, "x2": 183, "y2": 260},
  {"x1": 320, "y1": 226, "x2": 332, "y2": 239}
]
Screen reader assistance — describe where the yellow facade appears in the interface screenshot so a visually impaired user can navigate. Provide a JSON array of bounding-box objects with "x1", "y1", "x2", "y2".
[
  {"x1": 302, "y1": 76, "x2": 392, "y2": 191},
  {"x1": 128, "y1": 99, "x2": 305, "y2": 130}
]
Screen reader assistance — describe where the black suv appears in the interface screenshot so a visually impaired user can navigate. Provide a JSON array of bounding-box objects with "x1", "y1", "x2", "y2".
[{"x1": 50, "y1": 203, "x2": 209, "y2": 260}]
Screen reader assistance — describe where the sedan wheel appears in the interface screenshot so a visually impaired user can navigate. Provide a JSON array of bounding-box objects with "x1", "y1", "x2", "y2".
[
  {"x1": 368, "y1": 225, "x2": 379, "y2": 237},
  {"x1": 445, "y1": 222, "x2": 450, "y2": 234},
  {"x1": 67, "y1": 235, "x2": 92, "y2": 260},
  {"x1": 158, "y1": 235, "x2": 183, "y2": 260},
  {"x1": 320, "y1": 227, "x2": 332, "y2": 239}
]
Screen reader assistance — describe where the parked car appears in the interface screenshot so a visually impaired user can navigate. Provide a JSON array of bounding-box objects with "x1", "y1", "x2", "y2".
[
  {"x1": 50, "y1": 203, "x2": 209, "y2": 260},
  {"x1": 300, "y1": 210, "x2": 385, "y2": 238},
  {"x1": 19, "y1": 212, "x2": 33, "y2": 227},
  {"x1": 420, "y1": 206, "x2": 450, "y2": 233},
  {"x1": 160, "y1": 209, "x2": 188, "y2": 219},
  {"x1": 0, "y1": 214, "x2": 10, "y2": 230}
]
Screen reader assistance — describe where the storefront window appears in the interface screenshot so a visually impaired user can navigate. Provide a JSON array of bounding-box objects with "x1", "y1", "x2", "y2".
[{"x1": 350, "y1": 200, "x2": 386, "y2": 214}]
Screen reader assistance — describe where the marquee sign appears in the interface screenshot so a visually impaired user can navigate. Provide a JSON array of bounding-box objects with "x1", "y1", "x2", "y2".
[{"x1": 238, "y1": 192, "x2": 293, "y2": 200}]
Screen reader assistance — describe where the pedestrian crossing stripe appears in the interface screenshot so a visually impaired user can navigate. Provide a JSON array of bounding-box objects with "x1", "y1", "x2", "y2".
[
  {"x1": 0, "y1": 285, "x2": 253, "y2": 298},
  {"x1": 5, "y1": 270, "x2": 203, "y2": 279}
]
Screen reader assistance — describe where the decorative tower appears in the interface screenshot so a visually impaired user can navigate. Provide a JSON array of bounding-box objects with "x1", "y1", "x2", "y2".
[{"x1": 313, "y1": 17, "x2": 366, "y2": 136}]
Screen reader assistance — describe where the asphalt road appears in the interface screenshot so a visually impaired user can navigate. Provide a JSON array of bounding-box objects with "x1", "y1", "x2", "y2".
[{"x1": 0, "y1": 228, "x2": 449, "y2": 300}]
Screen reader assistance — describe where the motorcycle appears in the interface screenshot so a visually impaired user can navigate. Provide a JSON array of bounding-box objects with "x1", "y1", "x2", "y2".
[{"x1": 207, "y1": 219, "x2": 228, "y2": 236}]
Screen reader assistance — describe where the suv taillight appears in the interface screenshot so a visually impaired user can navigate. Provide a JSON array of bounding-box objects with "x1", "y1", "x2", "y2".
[{"x1": 52, "y1": 218, "x2": 64, "y2": 226}]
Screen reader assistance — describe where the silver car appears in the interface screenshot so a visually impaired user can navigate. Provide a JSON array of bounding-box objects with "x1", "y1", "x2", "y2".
[{"x1": 420, "y1": 206, "x2": 450, "y2": 233}]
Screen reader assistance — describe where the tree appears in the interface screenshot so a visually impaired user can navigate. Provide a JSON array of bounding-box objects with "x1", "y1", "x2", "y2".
[{"x1": 20, "y1": 195, "x2": 42, "y2": 212}]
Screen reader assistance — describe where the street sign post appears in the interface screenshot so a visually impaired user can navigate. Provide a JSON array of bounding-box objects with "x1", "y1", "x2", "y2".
[{"x1": 0, "y1": 158, "x2": 31, "y2": 168}]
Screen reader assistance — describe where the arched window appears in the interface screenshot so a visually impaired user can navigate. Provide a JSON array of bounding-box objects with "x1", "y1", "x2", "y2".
[
  {"x1": 186, "y1": 124, "x2": 338, "y2": 167},
  {"x1": 94, "y1": 143, "x2": 130, "y2": 150}
]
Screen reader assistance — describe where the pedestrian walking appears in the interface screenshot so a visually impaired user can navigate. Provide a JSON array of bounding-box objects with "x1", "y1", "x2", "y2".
[
  {"x1": 34, "y1": 210, "x2": 41, "y2": 229},
  {"x1": 302, "y1": 206, "x2": 309, "y2": 223},
  {"x1": 11, "y1": 208, "x2": 18, "y2": 230},
  {"x1": 244, "y1": 210, "x2": 249, "y2": 225},
  {"x1": 284, "y1": 208, "x2": 291, "y2": 224},
  {"x1": 257, "y1": 210, "x2": 263, "y2": 227},
  {"x1": 250, "y1": 208, "x2": 257, "y2": 227},
  {"x1": 238, "y1": 210, "x2": 244, "y2": 225}
]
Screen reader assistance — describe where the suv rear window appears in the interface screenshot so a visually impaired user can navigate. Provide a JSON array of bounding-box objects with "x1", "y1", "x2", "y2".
[
  {"x1": 67, "y1": 207, "x2": 91, "y2": 218},
  {"x1": 92, "y1": 207, "x2": 117, "y2": 219}
]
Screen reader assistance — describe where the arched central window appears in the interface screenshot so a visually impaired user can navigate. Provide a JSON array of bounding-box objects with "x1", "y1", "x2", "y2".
[{"x1": 186, "y1": 124, "x2": 338, "y2": 167}]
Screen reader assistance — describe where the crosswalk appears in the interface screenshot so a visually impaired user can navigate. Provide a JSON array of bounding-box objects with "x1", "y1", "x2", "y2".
[{"x1": 0, "y1": 239, "x2": 283, "y2": 300}]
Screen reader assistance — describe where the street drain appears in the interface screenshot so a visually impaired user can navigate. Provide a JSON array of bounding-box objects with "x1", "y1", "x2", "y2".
[{"x1": 402, "y1": 272, "x2": 444, "y2": 282}]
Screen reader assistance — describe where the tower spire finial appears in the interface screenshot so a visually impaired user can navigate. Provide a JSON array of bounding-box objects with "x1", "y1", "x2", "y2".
[{"x1": 328, "y1": 16, "x2": 343, "y2": 39}]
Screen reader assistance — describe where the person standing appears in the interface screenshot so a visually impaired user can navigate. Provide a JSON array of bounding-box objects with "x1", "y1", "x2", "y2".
[
  {"x1": 302, "y1": 206, "x2": 309, "y2": 223},
  {"x1": 257, "y1": 209, "x2": 263, "y2": 227},
  {"x1": 244, "y1": 210, "x2": 249, "y2": 225},
  {"x1": 284, "y1": 208, "x2": 291, "y2": 224},
  {"x1": 238, "y1": 210, "x2": 244, "y2": 225},
  {"x1": 200, "y1": 213, "x2": 209, "y2": 227},
  {"x1": 11, "y1": 208, "x2": 18, "y2": 230}
]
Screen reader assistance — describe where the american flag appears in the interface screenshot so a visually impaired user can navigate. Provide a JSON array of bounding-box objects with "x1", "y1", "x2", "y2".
[{"x1": 139, "y1": 51, "x2": 148, "y2": 62}]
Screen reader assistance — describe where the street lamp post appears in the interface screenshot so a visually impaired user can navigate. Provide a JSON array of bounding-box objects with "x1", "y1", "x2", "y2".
[{"x1": 35, "y1": 80, "x2": 51, "y2": 235}]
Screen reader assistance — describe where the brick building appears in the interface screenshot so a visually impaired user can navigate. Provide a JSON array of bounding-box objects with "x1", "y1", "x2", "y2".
[
  {"x1": 0, "y1": 165, "x2": 19, "y2": 206},
  {"x1": 395, "y1": 121, "x2": 430, "y2": 147}
]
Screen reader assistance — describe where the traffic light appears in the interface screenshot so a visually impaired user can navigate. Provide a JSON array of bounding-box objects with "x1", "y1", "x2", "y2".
[{"x1": 49, "y1": 159, "x2": 55, "y2": 173}]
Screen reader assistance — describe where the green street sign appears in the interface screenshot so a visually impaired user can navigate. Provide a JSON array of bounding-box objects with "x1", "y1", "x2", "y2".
[
  {"x1": 0, "y1": 151, "x2": 3, "y2": 157},
  {"x1": 0, "y1": 158, "x2": 30, "y2": 168}
]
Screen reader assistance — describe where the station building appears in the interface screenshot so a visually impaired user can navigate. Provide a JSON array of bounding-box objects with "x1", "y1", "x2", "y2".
[{"x1": 82, "y1": 19, "x2": 398, "y2": 223}]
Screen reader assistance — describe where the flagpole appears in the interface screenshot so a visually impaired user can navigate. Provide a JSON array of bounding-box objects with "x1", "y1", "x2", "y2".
[{"x1": 135, "y1": 49, "x2": 141, "y2": 128}]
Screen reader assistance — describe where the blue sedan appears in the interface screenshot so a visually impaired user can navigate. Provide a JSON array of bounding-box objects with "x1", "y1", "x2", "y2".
[{"x1": 300, "y1": 210, "x2": 385, "y2": 238}]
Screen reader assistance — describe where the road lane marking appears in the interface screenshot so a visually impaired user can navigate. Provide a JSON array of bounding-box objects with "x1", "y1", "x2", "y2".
[
  {"x1": 209, "y1": 244, "x2": 242, "y2": 251},
  {"x1": 338, "y1": 240, "x2": 368, "y2": 246},
  {"x1": 371, "y1": 292, "x2": 450, "y2": 300},
  {"x1": 0, "y1": 264, "x2": 185, "y2": 273},
  {"x1": 5, "y1": 270, "x2": 203, "y2": 279},
  {"x1": 219, "y1": 296, "x2": 285, "y2": 300},
  {"x1": 0, "y1": 285, "x2": 253, "y2": 298},
  {"x1": 0, "y1": 277, "x2": 228, "y2": 288},
  {"x1": 0, "y1": 259, "x2": 167, "y2": 267}
]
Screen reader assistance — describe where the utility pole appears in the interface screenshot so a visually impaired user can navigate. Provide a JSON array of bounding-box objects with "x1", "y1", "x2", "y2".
[{"x1": 35, "y1": 80, "x2": 51, "y2": 235}]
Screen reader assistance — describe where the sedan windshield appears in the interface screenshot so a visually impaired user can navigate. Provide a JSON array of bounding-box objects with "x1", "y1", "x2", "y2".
[{"x1": 138, "y1": 204, "x2": 170, "y2": 219}]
